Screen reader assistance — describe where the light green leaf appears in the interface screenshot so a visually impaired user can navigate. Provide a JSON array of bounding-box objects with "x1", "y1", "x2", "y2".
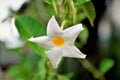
[
  {"x1": 99, "y1": 59, "x2": 114, "y2": 74},
  {"x1": 74, "y1": 0, "x2": 90, "y2": 5},
  {"x1": 81, "y1": 1, "x2": 96, "y2": 26},
  {"x1": 15, "y1": 15, "x2": 46, "y2": 57}
]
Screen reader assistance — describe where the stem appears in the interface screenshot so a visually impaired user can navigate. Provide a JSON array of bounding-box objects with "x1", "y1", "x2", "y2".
[
  {"x1": 33, "y1": 59, "x2": 51, "y2": 80},
  {"x1": 44, "y1": 72, "x2": 49, "y2": 80},
  {"x1": 61, "y1": 20, "x2": 67, "y2": 29},
  {"x1": 67, "y1": 0, "x2": 77, "y2": 24},
  {"x1": 44, "y1": 59, "x2": 51, "y2": 80},
  {"x1": 79, "y1": 59, "x2": 106, "y2": 80},
  {"x1": 52, "y1": 0, "x2": 58, "y2": 15}
]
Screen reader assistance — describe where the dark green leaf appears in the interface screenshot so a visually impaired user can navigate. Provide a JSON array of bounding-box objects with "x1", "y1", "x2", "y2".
[
  {"x1": 64, "y1": 73, "x2": 73, "y2": 79},
  {"x1": 43, "y1": 0, "x2": 52, "y2": 5},
  {"x1": 79, "y1": 25, "x2": 89, "y2": 44},
  {"x1": 15, "y1": 15, "x2": 46, "y2": 57},
  {"x1": 76, "y1": 12, "x2": 87, "y2": 22},
  {"x1": 99, "y1": 59, "x2": 114, "y2": 74},
  {"x1": 81, "y1": 1, "x2": 96, "y2": 26}
]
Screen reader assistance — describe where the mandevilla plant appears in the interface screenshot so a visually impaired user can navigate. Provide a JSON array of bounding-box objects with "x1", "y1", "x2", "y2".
[{"x1": 3, "y1": 0, "x2": 115, "y2": 80}]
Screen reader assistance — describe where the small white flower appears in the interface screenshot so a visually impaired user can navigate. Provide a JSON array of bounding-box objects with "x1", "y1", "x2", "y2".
[{"x1": 28, "y1": 16, "x2": 86, "y2": 68}]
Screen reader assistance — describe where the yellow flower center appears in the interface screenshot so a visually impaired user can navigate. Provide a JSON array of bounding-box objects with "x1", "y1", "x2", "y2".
[{"x1": 52, "y1": 36, "x2": 65, "y2": 47}]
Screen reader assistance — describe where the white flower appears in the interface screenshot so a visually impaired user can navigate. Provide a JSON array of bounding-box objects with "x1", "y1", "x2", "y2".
[
  {"x1": 0, "y1": 18, "x2": 24, "y2": 48},
  {"x1": 0, "y1": 0, "x2": 27, "y2": 48},
  {"x1": 28, "y1": 16, "x2": 86, "y2": 68},
  {"x1": 0, "y1": 0, "x2": 27, "y2": 22}
]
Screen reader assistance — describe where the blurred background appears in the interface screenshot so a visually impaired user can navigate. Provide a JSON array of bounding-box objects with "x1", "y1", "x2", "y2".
[{"x1": 0, "y1": 0, "x2": 120, "y2": 80}]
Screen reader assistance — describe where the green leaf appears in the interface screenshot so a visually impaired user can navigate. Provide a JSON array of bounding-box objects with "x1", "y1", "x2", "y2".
[
  {"x1": 78, "y1": 25, "x2": 89, "y2": 44},
  {"x1": 77, "y1": 12, "x2": 87, "y2": 22},
  {"x1": 99, "y1": 59, "x2": 114, "y2": 74},
  {"x1": 74, "y1": 0, "x2": 90, "y2": 5},
  {"x1": 81, "y1": 1, "x2": 96, "y2": 26},
  {"x1": 38, "y1": 58, "x2": 46, "y2": 71},
  {"x1": 27, "y1": 42, "x2": 46, "y2": 57},
  {"x1": 7, "y1": 56, "x2": 40, "y2": 80},
  {"x1": 64, "y1": 73, "x2": 73, "y2": 79},
  {"x1": 46, "y1": 6, "x2": 55, "y2": 16},
  {"x1": 15, "y1": 15, "x2": 46, "y2": 39},
  {"x1": 43, "y1": 0, "x2": 52, "y2": 5},
  {"x1": 15, "y1": 15, "x2": 46, "y2": 57},
  {"x1": 58, "y1": 75, "x2": 69, "y2": 80},
  {"x1": 36, "y1": 59, "x2": 46, "y2": 80}
]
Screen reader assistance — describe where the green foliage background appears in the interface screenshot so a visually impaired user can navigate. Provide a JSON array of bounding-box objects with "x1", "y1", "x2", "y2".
[{"x1": 0, "y1": 0, "x2": 119, "y2": 80}]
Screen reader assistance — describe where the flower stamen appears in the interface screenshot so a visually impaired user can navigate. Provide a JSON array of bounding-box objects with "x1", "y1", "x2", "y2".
[{"x1": 52, "y1": 36, "x2": 64, "y2": 47}]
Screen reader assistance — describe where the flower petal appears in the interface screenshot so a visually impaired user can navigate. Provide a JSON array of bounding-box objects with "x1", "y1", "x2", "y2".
[
  {"x1": 46, "y1": 47, "x2": 62, "y2": 68},
  {"x1": 47, "y1": 16, "x2": 62, "y2": 37},
  {"x1": 63, "y1": 24, "x2": 83, "y2": 43},
  {"x1": 62, "y1": 44, "x2": 86, "y2": 58},
  {"x1": 28, "y1": 36, "x2": 53, "y2": 48}
]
